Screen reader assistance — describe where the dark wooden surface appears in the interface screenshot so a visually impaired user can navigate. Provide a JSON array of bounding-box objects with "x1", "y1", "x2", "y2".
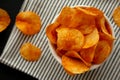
[{"x1": 0, "y1": 0, "x2": 37, "y2": 80}]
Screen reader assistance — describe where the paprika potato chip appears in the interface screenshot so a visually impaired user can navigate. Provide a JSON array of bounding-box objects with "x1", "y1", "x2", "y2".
[
  {"x1": 62, "y1": 55, "x2": 90, "y2": 74},
  {"x1": 99, "y1": 32, "x2": 114, "y2": 47},
  {"x1": 56, "y1": 7, "x2": 81, "y2": 28},
  {"x1": 113, "y1": 6, "x2": 120, "y2": 27},
  {"x1": 84, "y1": 7, "x2": 104, "y2": 18},
  {"x1": 80, "y1": 45, "x2": 96, "y2": 63},
  {"x1": 98, "y1": 17, "x2": 114, "y2": 39},
  {"x1": 20, "y1": 43, "x2": 41, "y2": 61},
  {"x1": 16, "y1": 11, "x2": 41, "y2": 35},
  {"x1": 46, "y1": 22, "x2": 60, "y2": 44},
  {"x1": 83, "y1": 27, "x2": 99, "y2": 48},
  {"x1": 93, "y1": 40, "x2": 111, "y2": 64},
  {"x1": 65, "y1": 51, "x2": 91, "y2": 66},
  {"x1": 56, "y1": 48, "x2": 66, "y2": 57},
  {"x1": 77, "y1": 25, "x2": 95, "y2": 35},
  {"x1": 75, "y1": 7, "x2": 97, "y2": 17},
  {"x1": 0, "y1": 8, "x2": 11, "y2": 32},
  {"x1": 56, "y1": 27, "x2": 84, "y2": 51}
]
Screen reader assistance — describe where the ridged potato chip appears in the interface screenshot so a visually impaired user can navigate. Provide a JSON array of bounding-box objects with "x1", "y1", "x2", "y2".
[
  {"x1": 0, "y1": 8, "x2": 11, "y2": 32},
  {"x1": 20, "y1": 43, "x2": 41, "y2": 61},
  {"x1": 56, "y1": 27, "x2": 84, "y2": 51},
  {"x1": 83, "y1": 27, "x2": 99, "y2": 48},
  {"x1": 46, "y1": 22, "x2": 60, "y2": 44},
  {"x1": 113, "y1": 6, "x2": 120, "y2": 27},
  {"x1": 93, "y1": 40, "x2": 111, "y2": 64},
  {"x1": 16, "y1": 11, "x2": 41, "y2": 35},
  {"x1": 62, "y1": 55, "x2": 90, "y2": 74}
]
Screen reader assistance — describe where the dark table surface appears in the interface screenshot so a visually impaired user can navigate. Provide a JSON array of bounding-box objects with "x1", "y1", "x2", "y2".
[{"x1": 0, "y1": 0, "x2": 37, "y2": 80}]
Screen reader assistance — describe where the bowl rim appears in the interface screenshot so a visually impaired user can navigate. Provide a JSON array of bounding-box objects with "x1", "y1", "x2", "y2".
[{"x1": 47, "y1": 5, "x2": 115, "y2": 70}]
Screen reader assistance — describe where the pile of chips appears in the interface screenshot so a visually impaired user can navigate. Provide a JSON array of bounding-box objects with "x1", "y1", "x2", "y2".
[{"x1": 46, "y1": 6, "x2": 114, "y2": 74}]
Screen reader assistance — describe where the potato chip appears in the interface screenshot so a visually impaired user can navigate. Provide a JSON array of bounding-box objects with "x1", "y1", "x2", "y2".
[
  {"x1": 84, "y1": 7, "x2": 104, "y2": 18},
  {"x1": 113, "y1": 6, "x2": 120, "y2": 27},
  {"x1": 80, "y1": 45, "x2": 96, "y2": 63},
  {"x1": 56, "y1": 7, "x2": 80, "y2": 28},
  {"x1": 46, "y1": 22, "x2": 60, "y2": 44},
  {"x1": 75, "y1": 7, "x2": 96, "y2": 26},
  {"x1": 75, "y1": 7, "x2": 97, "y2": 17},
  {"x1": 98, "y1": 17, "x2": 114, "y2": 39},
  {"x1": 77, "y1": 25, "x2": 95, "y2": 35},
  {"x1": 105, "y1": 20, "x2": 113, "y2": 35},
  {"x1": 56, "y1": 7, "x2": 95, "y2": 28},
  {"x1": 82, "y1": 27, "x2": 99, "y2": 48},
  {"x1": 20, "y1": 43, "x2": 41, "y2": 61},
  {"x1": 99, "y1": 32, "x2": 114, "y2": 46},
  {"x1": 56, "y1": 27, "x2": 84, "y2": 51},
  {"x1": 65, "y1": 51, "x2": 91, "y2": 66},
  {"x1": 65, "y1": 51, "x2": 81, "y2": 59},
  {"x1": 62, "y1": 55, "x2": 90, "y2": 74},
  {"x1": 0, "y1": 8, "x2": 11, "y2": 32},
  {"x1": 56, "y1": 48, "x2": 66, "y2": 57},
  {"x1": 93, "y1": 40, "x2": 111, "y2": 64},
  {"x1": 16, "y1": 11, "x2": 41, "y2": 35}
]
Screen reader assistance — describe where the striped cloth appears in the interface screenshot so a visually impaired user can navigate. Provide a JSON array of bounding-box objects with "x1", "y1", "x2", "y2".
[{"x1": 0, "y1": 0, "x2": 120, "y2": 80}]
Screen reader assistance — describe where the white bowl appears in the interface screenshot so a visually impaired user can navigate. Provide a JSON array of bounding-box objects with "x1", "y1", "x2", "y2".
[{"x1": 48, "y1": 5, "x2": 115, "y2": 71}]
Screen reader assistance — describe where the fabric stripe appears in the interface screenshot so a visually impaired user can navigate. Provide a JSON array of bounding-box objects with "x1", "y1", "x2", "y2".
[{"x1": 0, "y1": 0, "x2": 119, "y2": 80}]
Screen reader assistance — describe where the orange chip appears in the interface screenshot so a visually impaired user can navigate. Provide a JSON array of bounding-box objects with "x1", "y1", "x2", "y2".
[
  {"x1": 20, "y1": 43, "x2": 41, "y2": 61},
  {"x1": 56, "y1": 48, "x2": 66, "y2": 57},
  {"x1": 16, "y1": 11, "x2": 41, "y2": 35},
  {"x1": 98, "y1": 17, "x2": 114, "y2": 39},
  {"x1": 93, "y1": 40, "x2": 111, "y2": 64},
  {"x1": 65, "y1": 51, "x2": 81, "y2": 59},
  {"x1": 75, "y1": 7, "x2": 97, "y2": 17},
  {"x1": 46, "y1": 22, "x2": 60, "y2": 44},
  {"x1": 77, "y1": 25, "x2": 95, "y2": 35},
  {"x1": 0, "y1": 8, "x2": 11, "y2": 32},
  {"x1": 113, "y1": 6, "x2": 120, "y2": 27},
  {"x1": 62, "y1": 55, "x2": 90, "y2": 74},
  {"x1": 56, "y1": 27, "x2": 84, "y2": 51},
  {"x1": 65, "y1": 51, "x2": 91, "y2": 66},
  {"x1": 80, "y1": 45, "x2": 96, "y2": 63},
  {"x1": 84, "y1": 7, "x2": 104, "y2": 18},
  {"x1": 83, "y1": 27, "x2": 99, "y2": 48},
  {"x1": 75, "y1": 7, "x2": 96, "y2": 26},
  {"x1": 56, "y1": 7, "x2": 80, "y2": 28},
  {"x1": 99, "y1": 32, "x2": 114, "y2": 46}
]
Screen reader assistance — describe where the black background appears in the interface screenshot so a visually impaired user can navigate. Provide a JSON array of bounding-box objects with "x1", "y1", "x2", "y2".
[{"x1": 0, "y1": 0, "x2": 37, "y2": 80}]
